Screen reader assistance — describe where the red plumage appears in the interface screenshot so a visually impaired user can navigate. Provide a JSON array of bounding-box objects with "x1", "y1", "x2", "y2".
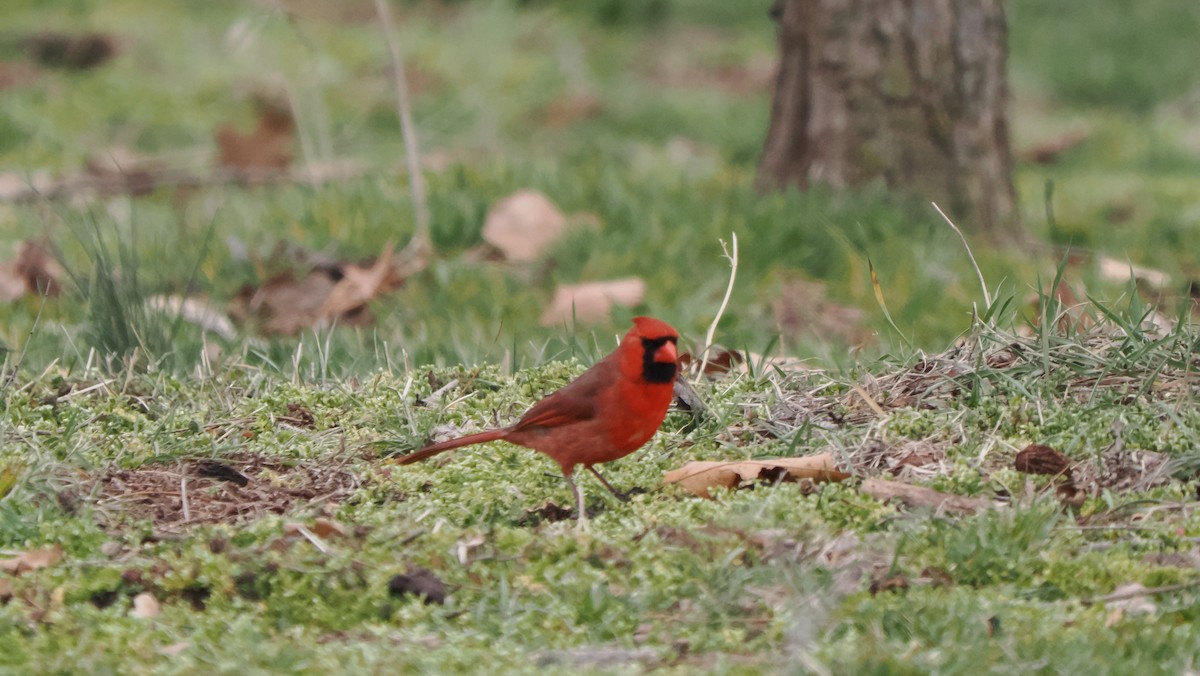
[{"x1": 395, "y1": 316, "x2": 680, "y2": 525}]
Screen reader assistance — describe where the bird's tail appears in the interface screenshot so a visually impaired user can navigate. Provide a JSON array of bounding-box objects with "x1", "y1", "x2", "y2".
[{"x1": 393, "y1": 429, "x2": 508, "y2": 465}]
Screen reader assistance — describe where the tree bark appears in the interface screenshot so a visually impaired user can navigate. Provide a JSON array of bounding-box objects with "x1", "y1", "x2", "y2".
[{"x1": 758, "y1": 0, "x2": 1017, "y2": 233}]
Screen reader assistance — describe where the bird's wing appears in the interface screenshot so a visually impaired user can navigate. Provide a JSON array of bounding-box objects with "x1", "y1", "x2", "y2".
[{"x1": 510, "y1": 362, "x2": 610, "y2": 431}]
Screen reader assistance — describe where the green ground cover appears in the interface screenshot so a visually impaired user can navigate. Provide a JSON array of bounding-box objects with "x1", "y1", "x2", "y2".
[{"x1": 1, "y1": 0, "x2": 1200, "y2": 672}]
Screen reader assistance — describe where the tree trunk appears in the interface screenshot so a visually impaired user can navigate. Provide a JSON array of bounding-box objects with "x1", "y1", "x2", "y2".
[{"x1": 758, "y1": 0, "x2": 1017, "y2": 233}]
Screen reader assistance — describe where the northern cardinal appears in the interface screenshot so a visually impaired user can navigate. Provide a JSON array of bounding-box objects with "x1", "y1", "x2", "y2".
[{"x1": 395, "y1": 316, "x2": 679, "y2": 526}]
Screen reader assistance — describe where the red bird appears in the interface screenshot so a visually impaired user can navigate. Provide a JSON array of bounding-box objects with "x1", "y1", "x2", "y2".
[{"x1": 395, "y1": 316, "x2": 680, "y2": 526}]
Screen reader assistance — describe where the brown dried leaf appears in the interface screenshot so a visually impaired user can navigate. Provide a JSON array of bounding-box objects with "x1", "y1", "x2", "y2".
[
  {"x1": 860, "y1": 479, "x2": 991, "y2": 515},
  {"x1": 131, "y1": 591, "x2": 160, "y2": 619},
  {"x1": 245, "y1": 270, "x2": 337, "y2": 334},
  {"x1": 145, "y1": 296, "x2": 235, "y2": 339},
  {"x1": 1014, "y1": 443, "x2": 1071, "y2": 476},
  {"x1": 663, "y1": 452, "x2": 850, "y2": 499},
  {"x1": 540, "y1": 277, "x2": 645, "y2": 326},
  {"x1": 15, "y1": 240, "x2": 62, "y2": 297},
  {"x1": 283, "y1": 402, "x2": 316, "y2": 429},
  {"x1": 311, "y1": 517, "x2": 347, "y2": 539},
  {"x1": 159, "y1": 642, "x2": 190, "y2": 657},
  {"x1": 772, "y1": 277, "x2": 871, "y2": 347},
  {"x1": 1021, "y1": 128, "x2": 1092, "y2": 164},
  {"x1": 236, "y1": 244, "x2": 400, "y2": 334},
  {"x1": 539, "y1": 94, "x2": 604, "y2": 129},
  {"x1": 317, "y1": 241, "x2": 395, "y2": 321},
  {"x1": 216, "y1": 100, "x2": 295, "y2": 173},
  {"x1": 482, "y1": 190, "x2": 567, "y2": 261},
  {"x1": 1097, "y1": 255, "x2": 1170, "y2": 293},
  {"x1": 0, "y1": 240, "x2": 63, "y2": 301},
  {"x1": 0, "y1": 61, "x2": 40, "y2": 91},
  {"x1": 26, "y1": 32, "x2": 118, "y2": 70},
  {"x1": 388, "y1": 567, "x2": 446, "y2": 604},
  {"x1": 0, "y1": 262, "x2": 25, "y2": 302},
  {"x1": 678, "y1": 346, "x2": 745, "y2": 376},
  {"x1": 0, "y1": 545, "x2": 63, "y2": 575}
]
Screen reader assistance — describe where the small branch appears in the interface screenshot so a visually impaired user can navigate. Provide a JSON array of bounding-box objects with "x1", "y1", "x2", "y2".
[
  {"x1": 1082, "y1": 581, "x2": 1200, "y2": 606},
  {"x1": 374, "y1": 0, "x2": 431, "y2": 256},
  {"x1": 0, "y1": 164, "x2": 367, "y2": 203},
  {"x1": 860, "y1": 479, "x2": 992, "y2": 515},
  {"x1": 292, "y1": 524, "x2": 331, "y2": 554},
  {"x1": 695, "y1": 232, "x2": 738, "y2": 383},
  {"x1": 179, "y1": 476, "x2": 191, "y2": 523},
  {"x1": 932, "y1": 202, "x2": 991, "y2": 309}
]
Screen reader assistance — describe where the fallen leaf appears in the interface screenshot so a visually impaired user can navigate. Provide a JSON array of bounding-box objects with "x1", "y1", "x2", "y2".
[
  {"x1": 678, "y1": 346, "x2": 745, "y2": 376},
  {"x1": 311, "y1": 517, "x2": 347, "y2": 539},
  {"x1": 869, "y1": 572, "x2": 909, "y2": 595},
  {"x1": 15, "y1": 240, "x2": 62, "y2": 297},
  {"x1": 131, "y1": 591, "x2": 160, "y2": 619},
  {"x1": 83, "y1": 146, "x2": 160, "y2": 196},
  {"x1": 0, "y1": 262, "x2": 24, "y2": 302},
  {"x1": 664, "y1": 452, "x2": 850, "y2": 499},
  {"x1": 859, "y1": 479, "x2": 991, "y2": 515},
  {"x1": 0, "y1": 463, "x2": 21, "y2": 499},
  {"x1": 282, "y1": 403, "x2": 316, "y2": 429},
  {"x1": 242, "y1": 269, "x2": 336, "y2": 334},
  {"x1": 0, "y1": 240, "x2": 63, "y2": 301},
  {"x1": 0, "y1": 545, "x2": 63, "y2": 574},
  {"x1": 193, "y1": 459, "x2": 250, "y2": 487},
  {"x1": 25, "y1": 32, "x2": 118, "y2": 70},
  {"x1": 672, "y1": 377, "x2": 705, "y2": 414},
  {"x1": 1105, "y1": 583, "x2": 1158, "y2": 616},
  {"x1": 540, "y1": 277, "x2": 645, "y2": 326},
  {"x1": 145, "y1": 295, "x2": 235, "y2": 340},
  {"x1": 388, "y1": 567, "x2": 446, "y2": 604},
  {"x1": 0, "y1": 171, "x2": 57, "y2": 201},
  {"x1": 235, "y1": 244, "x2": 401, "y2": 334},
  {"x1": 1105, "y1": 608, "x2": 1124, "y2": 627},
  {"x1": 538, "y1": 94, "x2": 604, "y2": 129},
  {"x1": 519, "y1": 500, "x2": 574, "y2": 526},
  {"x1": 772, "y1": 277, "x2": 871, "y2": 347},
  {"x1": 1097, "y1": 256, "x2": 1170, "y2": 293},
  {"x1": 1021, "y1": 128, "x2": 1092, "y2": 164},
  {"x1": 216, "y1": 99, "x2": 295, "y2": 174},
  {"x1": 1014, "y1": 444, "x2": 1071, "y2": 477},
  {"x1": 0, "y1": 61, "x2": 40, "y2": 91},
  {"x1": 482, "y1": 190, "x2": 567, "y2": 261},
  {"x1": 159, "y1": 642, "x2": 190, "y2": 657},
  {"x1": 316, "y1": 241, "x2": 395, "y2": 322}
]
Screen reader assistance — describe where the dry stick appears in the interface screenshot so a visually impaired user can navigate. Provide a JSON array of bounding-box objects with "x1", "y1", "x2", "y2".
[
  {"x1": 932, "y1": 202, "x2": 991, "y2": 310},
  {"x1": 374, "y1": 0, "x2": 431, "y2": 257},
  {"x1": 292, "y1": 523, "x2": 331, "y2": 554},
  {"x1": 180, "y1": 476, "x2": 191, "y2": 523},
  {"x1": 1082, "y1": 580, "x2": 1200, "y2": 606},
  {"x1": 694, "y1": 232, "x2": 739, "y2": 383},
  {"x1": 0, "y1": 165, "x2": 368, "y2": 203}
]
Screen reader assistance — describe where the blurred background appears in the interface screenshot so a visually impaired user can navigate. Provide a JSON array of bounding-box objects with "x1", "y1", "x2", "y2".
[{"x1": 1, "y1": 0, "x2": 1198, "y2": 374}]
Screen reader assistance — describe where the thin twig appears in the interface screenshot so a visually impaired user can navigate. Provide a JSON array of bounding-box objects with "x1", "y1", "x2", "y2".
[
  {"x1": 695, "y1": 232, "x2": 738, "y2": 383},
  {"x1": 180, "y1": 476, "x2": 191, "y2": 523},
  {"x1": 292, "y1": 524, "x2": 331, "y2": 554},
  {"x1": 374, "y1": 0, "x2": 431, "y2": 255},
  {"x1": 0, "y1": 165, "x2": 367, "y2": 203},
  {"x1": 1082, "y1": 580, "x2": 1200, "y2": 606},
  {"x1": 932, "y1": 202, "x2": 991, "y2": 309}
]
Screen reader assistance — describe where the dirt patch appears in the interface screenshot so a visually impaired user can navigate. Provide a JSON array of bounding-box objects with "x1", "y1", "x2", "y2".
[{"x1": 90, "y1": 452, "x2": 365, "y2": 532}]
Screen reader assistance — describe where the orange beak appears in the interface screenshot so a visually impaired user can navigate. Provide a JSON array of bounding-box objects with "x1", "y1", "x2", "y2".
[{"x1": 655, "y1": 340, "x2": 678, "y2": 364}]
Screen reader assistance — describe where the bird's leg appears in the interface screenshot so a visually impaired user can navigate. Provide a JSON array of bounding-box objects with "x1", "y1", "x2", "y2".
[
  {"x1": 586, "y1": 465, "x2": 630, "y2": 503},
  {"x1": 563, "y1": 473, "x2": 588, "y2": 531}
]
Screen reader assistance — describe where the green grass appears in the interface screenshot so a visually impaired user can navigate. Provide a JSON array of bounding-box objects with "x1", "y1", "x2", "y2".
[
  {"x1": 3, "y1": 310, "x2": 1200, "y2": 672},
  {"x1": 2, "y1": 0, "x2": 1200, "y2": 671}
]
